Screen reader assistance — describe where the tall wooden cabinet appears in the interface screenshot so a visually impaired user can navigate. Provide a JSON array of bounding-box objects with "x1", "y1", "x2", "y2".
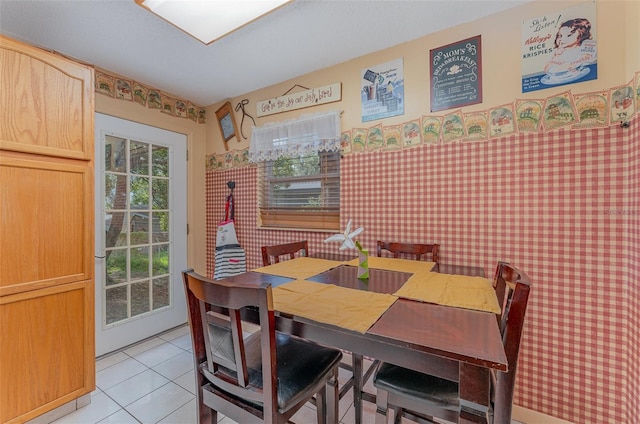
[{"x1": 0, "y1": 35, "x2": 95, "y2": 423}]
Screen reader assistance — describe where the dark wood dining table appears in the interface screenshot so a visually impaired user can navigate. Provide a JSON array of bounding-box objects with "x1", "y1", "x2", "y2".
[{"x1": 232, "y1": 255, "x2": 506, "y2": 424}]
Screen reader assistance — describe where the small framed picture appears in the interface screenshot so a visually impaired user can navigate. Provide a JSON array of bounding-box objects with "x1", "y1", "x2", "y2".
[{"x1": 215, "y1": 102, "x2": 239, "y2": 150}]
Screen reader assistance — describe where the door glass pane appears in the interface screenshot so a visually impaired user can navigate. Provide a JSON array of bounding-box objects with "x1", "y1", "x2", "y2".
[
  {"x1": 152, "y1": 145, "x2": 168, "y2": 177},
  {"x1": 152, "y1": 212, "x2": 169, "y2": 243},
  {"x1": 130, "y1": 246, "x2": 150, "y2": 280},
  {"x1": 130, "y1": 141, "x2": 149, "y2": 175},
  {"x1": 106, "y1": 248, "x2": 127, "y2": 286},
  {"x1": 152, "y1": 244, "x2": 169, "y2": 276},
  {"x1": 130, "y1": 212, "x2": 149, "y2": 245},
  {"x1": 152, "y1": 179, "x2": 168, "y2": 210},
  {"x1": 105, "y1": 174, "x2": 127, "y2": 210},
  {"x1": 130, "y1": 176, "x2": 149, "y2": 209},
  {"x1": 106, "y1": 286, "x2": 128, "y2": 325},
  {"x1": 105, "y1": 136, "x2": 126, "y2": 173},
  {"x1": 131, "y1": 281, "x2": 150, "y2": 317},
  {"x1": 153, "y1": 277, "x2": 170, "y2": 310},
  {"x1": 106, "y1": 211, "x2": 127, "y2": 248}
]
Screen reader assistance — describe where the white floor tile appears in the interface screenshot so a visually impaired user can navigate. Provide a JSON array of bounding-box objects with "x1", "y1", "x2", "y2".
[
  {"x1": 96, "y1": 352, "x2": 129, "y2": 372},
  {"x1": 157, "y1": 398, "x2": 197, "y2": 423},
  {"x1": 291, "y1": 403, "x2": 320, "y2": 423},
  {"x1": 96, "y1": 357, "x2": 148, "y2": 390},
  {"x1": 125, "y1": 382, "x2": 194, "y2": 423},
  {"x1": 340, "y1": 397, "x2": 377, "y2": 424},
  {"x1": 337, "y1": 365, "x2": 352, "y2": 386},
  {"x1": 338, "y1": 390, "x2": 355, "y2": 423},
  {"x1": 152, "y1": 351, "x2": 194, "y2": 380},
  {"x1": 158, "y1": 325, "x2": 190, "y2": 342},
  {"x1": 104, "y1": 369, "x2": 170, "y2": 406},
  {"x1": 123, "y1": 337, "x2": 168, "y2": 357},
  {"x1": 168, "y1": 333, "x2": 193, "y2": 351},
  {"x1": 96, "y1": 409, "x2": 140, "y2": 424},
  {"x1": 173, "y1": 369, "x2": 196, "y2": 394},
  {"x1": 132, "y1": 342, "x2": 185, "y2": 368},
  {"x1": 52, "y1": 393, "x2": 121, "y2": 424}
]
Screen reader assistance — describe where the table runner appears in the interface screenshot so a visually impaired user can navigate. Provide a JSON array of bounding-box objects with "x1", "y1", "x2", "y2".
[
  {"x1": 345, "y1": 256, "x2": 435, "y2": 274},
  {"x1": 273, "y1": 279, "x2": 397, "y2": 333},
  {"x1": 253, "y1": 257, "x2": 343, "y2": 279},
  {"x1": 393, "y1": 272, "x2": 501, "y2": 314}
]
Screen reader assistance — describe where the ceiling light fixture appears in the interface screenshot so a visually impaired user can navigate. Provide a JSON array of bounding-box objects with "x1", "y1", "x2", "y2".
[{"x1": 135, "y1": 0, "x2": 291, "y2": 45}]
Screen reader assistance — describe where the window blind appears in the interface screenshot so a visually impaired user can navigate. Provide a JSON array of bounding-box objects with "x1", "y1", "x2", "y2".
[{"x1": 257, "y1": 151, "x2": 340, "y2": 230}]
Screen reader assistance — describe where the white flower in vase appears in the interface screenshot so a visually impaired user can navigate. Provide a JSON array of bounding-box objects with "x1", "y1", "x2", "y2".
[{"x1": 323, "y1": 219, "x2": 364, "y2": 250}]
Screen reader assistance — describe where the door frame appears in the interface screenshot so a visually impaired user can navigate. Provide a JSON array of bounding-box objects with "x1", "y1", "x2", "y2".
[{"x1": 94, "y1": 113, "x2": 188, "y2": 357}]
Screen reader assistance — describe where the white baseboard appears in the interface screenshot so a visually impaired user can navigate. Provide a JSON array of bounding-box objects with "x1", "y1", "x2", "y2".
[{"x1": 513, "y1": 405, "x2": 575, "y2": 424}]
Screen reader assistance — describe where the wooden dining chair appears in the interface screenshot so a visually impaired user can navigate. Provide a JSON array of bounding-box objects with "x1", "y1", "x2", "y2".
[
  {"x1": 261, "y1": 240, "x2": 309, "y2": 266},
  {"x1": 376, "y1": 241, "x2": 440, "y2": 264},
  {"x1": 182, "y1": 269, "x2": 342, "y2": 424},
  {"x1": 492, "y1": 260, "x2": 523, "y2": 326},
  {"x1": 372, "y1": 263, "x2": 531, "y2": 424}
]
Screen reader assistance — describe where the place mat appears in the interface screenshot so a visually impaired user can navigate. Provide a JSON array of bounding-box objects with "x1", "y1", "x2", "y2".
[
  {"x1": 393, "y1": 272, "x2": 501, "y2": 314},
  {"x1": 272, "y1": 279, "x2": 397, "y2": 333},
  {"x1": 345, "y1": 256, "x2": 435, "y2": 273},
  {"x1": 253, "y1": 257, "x2": 343, "y2": 280}
]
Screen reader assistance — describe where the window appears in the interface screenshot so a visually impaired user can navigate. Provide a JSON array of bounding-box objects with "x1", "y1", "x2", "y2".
[
  {"x1": 250, "y1": 111, "x2": 341, "y2": 230},
  {"x1": 258, "y1": 151, "x2": 340, "y2": 230}
]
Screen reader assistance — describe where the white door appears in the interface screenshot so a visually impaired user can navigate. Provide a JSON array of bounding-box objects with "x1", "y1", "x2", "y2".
[{"x1": 94, "y1": 113, "x2": 188, "y2": 356}]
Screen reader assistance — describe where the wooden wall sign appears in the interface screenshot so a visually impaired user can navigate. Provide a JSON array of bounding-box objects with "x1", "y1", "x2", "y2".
[
  {"x1": 256, "y1": 82, "x2": 342, "y2": 117},
  {"x1": 430, "y1": 35, "x2": 482, "y2": 112}
]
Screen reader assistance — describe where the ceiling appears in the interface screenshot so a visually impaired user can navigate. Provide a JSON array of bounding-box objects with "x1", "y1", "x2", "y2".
[{"x1": 0, "y1": 0, "x2": 532, "y2": 107}]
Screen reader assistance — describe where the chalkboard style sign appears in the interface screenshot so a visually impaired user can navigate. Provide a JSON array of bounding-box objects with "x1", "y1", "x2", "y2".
[{"x1": 430, "y1": 35, "x2": 482, "y2": 112}]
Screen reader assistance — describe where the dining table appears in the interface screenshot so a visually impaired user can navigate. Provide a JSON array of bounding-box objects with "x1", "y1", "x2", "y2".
[{"x1": 229, "y1": 254, "x2": 506, "y2": 424}]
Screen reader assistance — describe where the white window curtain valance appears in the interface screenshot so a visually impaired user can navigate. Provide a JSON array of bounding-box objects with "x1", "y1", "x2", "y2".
[{"x1": 249, "y1": 110, "x2": 341, "y2": 162}]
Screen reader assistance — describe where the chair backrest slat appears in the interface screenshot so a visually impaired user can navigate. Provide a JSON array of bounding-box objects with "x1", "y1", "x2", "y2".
[
  {"x1": 261, "y1": 240, "x2": 309, "y2": 266},
  {"x1": 376, "y1": 241, "x2": 440, "y2": 264}
]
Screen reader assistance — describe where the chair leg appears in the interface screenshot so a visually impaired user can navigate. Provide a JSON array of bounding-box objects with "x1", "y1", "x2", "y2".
[
  {"x1": 392, "y1": 406, "x2": 402, "y2": 424},
  {"x1": 375, "y1": 388, "x2": 390, "y2": 424},
  {"x1": 316, "y1": 384, "x2": 327, "y2": 424},
  {"x1": 197, "y1": 389, "x2": 215, "y2": 424},
  {"x1": 327, "y1": 371, "x2": 339, "y2": 424}
]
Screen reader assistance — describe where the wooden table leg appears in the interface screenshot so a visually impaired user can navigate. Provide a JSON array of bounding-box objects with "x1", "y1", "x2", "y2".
[
  {"x1": 459, "y1": 363, "x2": 491, "y2": 424},
  {"x1": 352, "y1": 353, "x2": 364, "y2": 424}
]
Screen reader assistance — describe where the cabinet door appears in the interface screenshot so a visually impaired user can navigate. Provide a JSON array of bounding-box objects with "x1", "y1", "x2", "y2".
[
  {"x1": 0, "y1": 36, "x2": 93, "y2": 160},
  {"x1": 0, "y1": 154, "x2": 94, "y2": 296},
  {"x1": 0, "y1": 282, "x2": 94, "y2": 423}
]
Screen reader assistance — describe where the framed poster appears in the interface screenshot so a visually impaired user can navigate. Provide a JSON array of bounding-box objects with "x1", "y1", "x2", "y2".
[
  {"x1": 521, "y1": 1, "x2": 597, "y2": 93},
  {"x1": 430, "y1": 35, "x2": 482, "y2": 112},
  {"x1": 361, "y1": 58, "x2": 404, "y2": 122}
]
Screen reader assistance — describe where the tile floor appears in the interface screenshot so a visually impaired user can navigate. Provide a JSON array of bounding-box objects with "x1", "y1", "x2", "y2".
[
  {"x1": 47, "y1": 324, "x2": 522, "y2": 424},
  {"x1": 49, "y1": 324, "x2": 383, "y2": 424}
]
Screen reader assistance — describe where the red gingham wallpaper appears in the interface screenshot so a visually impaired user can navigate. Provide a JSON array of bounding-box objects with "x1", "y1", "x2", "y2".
[
  {"x1": 206, "y1": 113, "x2": 639, "y2": 423},
  {"x1": 628, "y1": 117, "x2": 639, "y2": 422}
]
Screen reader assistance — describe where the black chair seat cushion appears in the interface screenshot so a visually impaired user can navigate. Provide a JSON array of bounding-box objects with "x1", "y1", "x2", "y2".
[
  {"x1": 271, "y1": 333, "x2": 341, "y2": 411},
  {"x1": 212, "y1": 332, "x2": 342, "y2": 414},
  {"x1": 373, "y1": 362, "x2": 460, "y2": 411}
]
